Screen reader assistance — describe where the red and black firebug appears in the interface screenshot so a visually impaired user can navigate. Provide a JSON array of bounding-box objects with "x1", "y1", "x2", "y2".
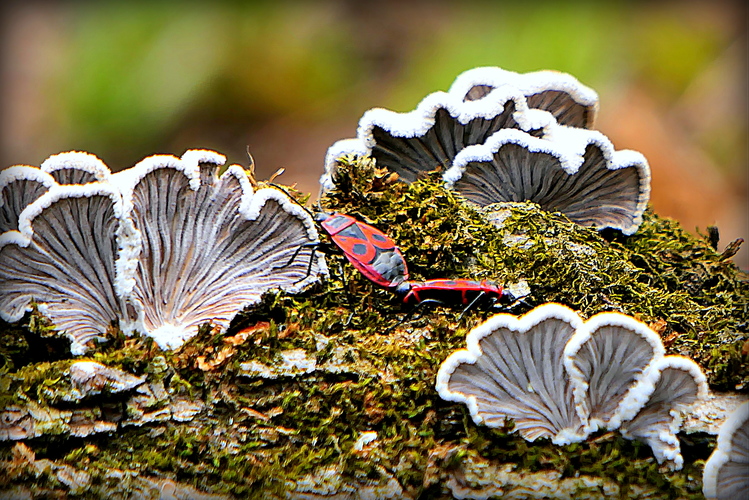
[{"x1": 316, "y1": 212, "x2": 409, "y2": 288}]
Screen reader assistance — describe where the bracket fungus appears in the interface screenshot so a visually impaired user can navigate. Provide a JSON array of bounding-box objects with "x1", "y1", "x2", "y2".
[
  {"x1": 703, "y1": 400, "x2": 749, "y2": 499},
  {"x1": 436, "y1": 303, "x2": 708, "y2": 469},
  {"x1": 0, "y1": 149, "x2": 327, "y2": 354},
  {"x1": 447, "y1": 66, "x2": 599, "y2": 129},
  {"x1": 320, "y1": 84, "x2": 551, "y2": 190},
  {"x1": 436, "y1": 303, "x2": 587, "y2": 445},
  {"x1": 563, "y1": 311, "x2": 666, "y2": 432},
  {"x1": 114, "y1": 149, "x2": 327, "y2": 350},
  {"x1": 0, "y1": 182, "x2": 139, "y2": 355},
  {"x1": 617, "y1": 355, "x2": 708, "y2": 469},
  {"x1": 443, "y1": 125, "x2": 651, "y2": 235},
  {"x1": 320, "y1": 66, "x2": 651, "y2": 235}
]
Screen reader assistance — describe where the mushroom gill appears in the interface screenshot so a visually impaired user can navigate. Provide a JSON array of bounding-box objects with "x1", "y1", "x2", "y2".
[
  {"x1": 0, "y1": 165, "x2": 57, "y2": 233},
  {"x1": 436, "y1": 303, "x2": 708, "y2": 469},
  {"x1": 436, "y1": 303, "x2": 587, "y2": 445},
  {"x1": 0, "y1": 182, "x2": 138, "y2": 354},
  {"x1": 116, "y1": 150, "x2": 327, "y2": 350}
]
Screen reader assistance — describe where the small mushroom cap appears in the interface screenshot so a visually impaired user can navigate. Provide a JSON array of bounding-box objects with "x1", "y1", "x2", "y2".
[
  {"x1": 617, "y1": 355, "x2": 708, "y2": 470},
  {"x1": 444, "y1": 124, "x2": 651, "y2": 235},
  {"x1": 703, "y1": 400, "x2": 749, "y2": 499},
  {"x1": 563, "y1": 311, "x2": 666, "y2": 432},
  {"x1": 436, "y1": 303, "x2": 587, "y2": 444},
  {"x1": 0, "y1": 182, "x2": 138, "y2": 355},
  {"x1": 40, "y1": 151, "x2": 112, "y2": 185},
  {"x1": 0, "y1": 165, "x2": 57, "y2": 233},
  {"x1": 448, "y1": 66, "x2": 599, "y2": 128}
]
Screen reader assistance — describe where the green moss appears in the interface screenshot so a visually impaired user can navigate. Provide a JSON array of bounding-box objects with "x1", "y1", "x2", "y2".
[
  {"x1": 0, "y1": 360, "x2": 74, "y2": 407},
  {"x1": 321, "y1": 154, "x2": 749, "y2": 389},
  {"x1": 1, "y1": 154, "x2": 747, "y2": 498}
]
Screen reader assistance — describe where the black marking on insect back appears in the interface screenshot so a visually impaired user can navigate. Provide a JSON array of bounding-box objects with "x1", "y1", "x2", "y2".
[
  {"x1": 352, "y1": 243, "x2": 369, "y2": 256},
  {"x1": 341, "y1": 223, "x2": 367, "y2": 241}
]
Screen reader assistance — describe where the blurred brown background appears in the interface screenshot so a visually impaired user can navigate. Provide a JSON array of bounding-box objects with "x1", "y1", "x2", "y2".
[{"x1": 1, "y1": 0, "x2": 747, "y2": 268}]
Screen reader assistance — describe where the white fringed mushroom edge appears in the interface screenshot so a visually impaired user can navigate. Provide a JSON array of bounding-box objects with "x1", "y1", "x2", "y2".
[{"x1": 703, "y1": 400, "x2": 749, "y2": 498}]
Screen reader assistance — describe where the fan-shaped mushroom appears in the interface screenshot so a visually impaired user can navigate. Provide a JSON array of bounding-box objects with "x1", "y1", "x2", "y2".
[
  {"x1": 1, "y1": 149, "x2": 326, "y2": 353},
  {"x1": 563, "y1": 311, "x2": 665, "y2": 432},
  {"x1": 320, "y1": 86, "x2": 550, "y2": 189},
  {"x1": 436, "y1": 303, "x2": 587, "y2": 445},
  {"x1": 437, "y1": 303, "x2": 707, "y2": 468},
  {"x1": 443, "y1": 126, "x2": 651, "y2": 235},
  {"x1": 114, "y1": 149, "x2": 326, "y2": 350},
  {"x1": 41, "y1": 151, "x2": 112, "y2": 185},
  {"x1": 0, "y1": 182, "x2": 139, "y2": 354},
  {"x1": 617, "y1": 355, "x2": 708, "y2": 470}
]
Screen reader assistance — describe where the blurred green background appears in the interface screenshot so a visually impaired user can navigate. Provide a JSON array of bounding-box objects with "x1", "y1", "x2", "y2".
[{"x1": 1, "y1": 0, "x2": 746, "y2": 267}]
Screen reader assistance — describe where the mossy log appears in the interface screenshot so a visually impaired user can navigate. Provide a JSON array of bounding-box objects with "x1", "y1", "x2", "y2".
[{"x1": 1, "y1": 157, "x2": 747, "y2": 499}]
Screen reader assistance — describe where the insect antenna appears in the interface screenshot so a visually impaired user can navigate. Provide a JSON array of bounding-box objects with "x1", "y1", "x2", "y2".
[{"x1": 268, "y1": 167, "x2": 286, "y2": 183}]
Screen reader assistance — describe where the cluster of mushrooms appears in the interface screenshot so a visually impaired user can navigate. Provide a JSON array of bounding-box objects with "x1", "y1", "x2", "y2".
[
  {"x1": 0, "y1": 149, "x2": 326, "y2": 354},
  {"x1": 320, "y1": 66, "x2": 651, "y2": 236},
  {"x1": 1, "y1": 66, "x2": 746, "y2": 498}
]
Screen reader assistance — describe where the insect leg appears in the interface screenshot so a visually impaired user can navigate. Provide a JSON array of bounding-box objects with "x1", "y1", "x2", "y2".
[
  {"x1": 491, "y1": 294, "x2": 532, "y2": 313},
  {"x1": 281, "y1": 242, "x2": 318, "y2": 269},
  {"x1": 457, "y1": 291, "x2": 486, "y2": 322},
  {"x1": 278, "y1": 242, "x2": 320, "y2": 284}
]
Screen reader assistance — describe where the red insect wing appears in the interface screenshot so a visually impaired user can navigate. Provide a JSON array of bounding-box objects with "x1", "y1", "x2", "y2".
[
  {"x1": 342, "y1": 244, "x2": 409, "y2": 287},
  {"x1": 334, "y1": 224, "x2": 378, "y2": 265},
  {"x1": 320, "y1": 214, "x2": 356, "y2": 235},
  {"x1": 357, "y1": 223, "x2": 399, "y2": 251},
  {"x1": 346, "y1": 255, "x2": 392, "y2": 287},
  {"x1": 370, "y1": 247, "x2": 409, "y2": 285}
]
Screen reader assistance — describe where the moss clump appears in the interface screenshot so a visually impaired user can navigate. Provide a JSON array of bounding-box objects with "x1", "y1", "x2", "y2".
[
  {"x1": 322, "y1": 154, "x2": 749, "y2": 390},
  {"x1": 1, "y1": 154, "x2": 747, "y2": 498}
]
